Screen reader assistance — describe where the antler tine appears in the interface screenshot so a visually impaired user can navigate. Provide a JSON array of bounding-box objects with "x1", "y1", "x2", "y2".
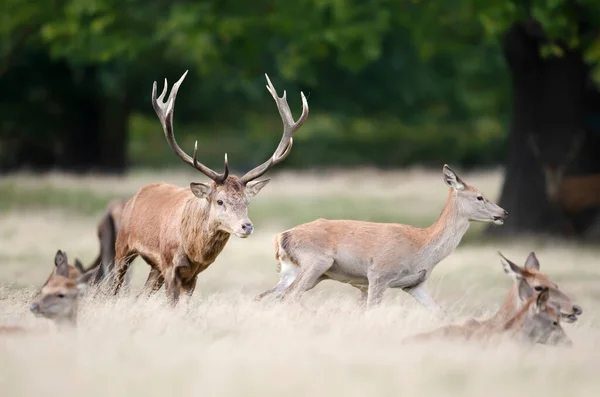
[
  {"x1": 240, "y1": 74, "x2": 309, "y2": 184},
  {"x1": 152, "y1": 71, "x2": 228, "y2": 184},
  {"x1": 192, "y1": 141, "x2": 229, "y2": 182}
]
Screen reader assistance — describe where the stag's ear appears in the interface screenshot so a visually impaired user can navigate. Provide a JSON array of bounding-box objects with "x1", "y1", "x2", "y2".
[
  {"x1": 499, "y1": 252, "x2": 525, "y2": 280},
  {"x1": 517, "y1": 279, "x2": 535, "y2": 302},
  {"x1": 524, "y1": 252, "x2": 540, "y2": 270},
  {"x1": 190, "y1": 182, "x2": 212, "y2": 199},
  {"x1": 245, "y1": 178, "x2": 270, "y2": 197},
  {"x1": 74, "y1": 259, "x2": 85, "y2": 274},
  {"x1": 54, "y1": 250, "x2": 70, "y2": 277},
  {"x1": 442, "y1": 164, "x2": 465, "y2": 191}
]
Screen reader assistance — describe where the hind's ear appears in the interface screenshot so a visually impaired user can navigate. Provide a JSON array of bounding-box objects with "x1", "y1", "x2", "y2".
[
  {"x1": 54, "y1": 250, "x2": 70, "y2": 277},
  {"x1": 74, "y1": 259, "x2": 85, "y2": 274},
  {"x1": 535, "y1": 288, "x2": 550, "y2": 312},
  {"x1": 524, "y1": 252, "x2": 540, "y2": 270},
  {"x1": 442, "y1": 165, "x2": 465, "y2": 191},
  {"x1": 76, "y1": 268, "x2": 96, "y2": 292},
  {"x1": 499, "y1": 252, "x2": 525, "y2": 280},
  {"x1": 517, "y1": 279, "x2": 535, "y2": 302},
  {"x1": 55, "y1": 250, "x2": 68, "y2": 268}
]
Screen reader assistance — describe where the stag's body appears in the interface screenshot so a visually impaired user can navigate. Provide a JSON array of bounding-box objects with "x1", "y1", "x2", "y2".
[
  {"x1": 116, "y1": 182, "x2": 235, "y2": 299},
  {"x1": 405, "y1": 280, "x2": 572, "y2": 347},
  {"x1": 112, "y1": 71, "x2": 308, "y2": 304},
  {"x1": 465, "y1": 252, "x2": 582, "y2": 328},
  {"x1": 257, "y1": 165, "x2": 507, "y2": 312}
]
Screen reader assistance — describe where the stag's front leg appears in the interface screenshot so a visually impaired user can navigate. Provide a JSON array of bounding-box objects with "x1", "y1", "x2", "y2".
[
  {"x1": 178, "y1": 276, "x2": 198, "y2": 308},
  {"x1": 164, "y1": 266, "x2": 181, "y2": 306},
  {"x1": 404, "y1": 282, "x2": 446, "y2": 319},
  {"x1": 164, "y1": 251, "x2": 196, "y2": 307}
]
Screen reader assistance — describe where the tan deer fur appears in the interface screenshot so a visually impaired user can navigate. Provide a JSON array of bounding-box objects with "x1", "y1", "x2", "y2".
[
  {"x1": 405, "y1": 279, "x2": 572, "y2": 347},
  {"x1": 464, "y1": 252, "x2": 582, "y2": 329},
  {"x1": 112, "y1": 71, "x2": 309, "y2": 305},
  {"x1": 256, "y1": 165, "x2": 507, "y2": 315}
]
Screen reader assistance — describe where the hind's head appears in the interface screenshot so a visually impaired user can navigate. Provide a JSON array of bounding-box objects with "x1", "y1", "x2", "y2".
[
  {"x1": 500, "y1": 251, "x2": 582, "y2": 323},
  {"x1": 30, "y1": 251, "x2": 95, "y2": 325},
  {"x1": 517, "y1": 280, "x2": 572, "y2": 347},
  {"x1": 442, "y1": 165, "x2": 507, "y2": 225}
]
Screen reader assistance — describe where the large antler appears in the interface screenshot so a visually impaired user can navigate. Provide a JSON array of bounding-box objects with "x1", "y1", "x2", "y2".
[
  {"x1": 239, "y1": 74, "x2": 309, "y2": 184},
  {"x1": 152, "y1": 70, "x2": 229, "y2": 184}
]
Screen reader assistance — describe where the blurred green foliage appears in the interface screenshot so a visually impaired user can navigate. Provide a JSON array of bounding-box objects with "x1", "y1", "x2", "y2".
[{"x1": 1, "y1": 0, "x2": 599, "y2": 169}]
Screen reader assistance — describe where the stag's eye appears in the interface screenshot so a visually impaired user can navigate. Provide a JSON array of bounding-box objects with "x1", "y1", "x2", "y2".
[
  {"x1": 552, "y1": 321, "x2": 559, "y2": 326},
  {"x1": 477, "y1": 196, "x2": 484, "y2": 201},
  {"x1": 534, "y1": 286, "x2": 544, "y2": 291},
  {"x1": 56, "y1": 293, "x2": 65, "y2": 299},
  {"x1": 217, "y1": 200, "x2": 224, "y2": 206}
]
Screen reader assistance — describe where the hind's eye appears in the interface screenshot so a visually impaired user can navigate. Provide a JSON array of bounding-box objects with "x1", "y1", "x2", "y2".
[
  {"x1": 534, "y1": 286, "x2": 544, "y2": 291},
  {"x1": 552, "y1": 321, "x2": 559, "y2": 326},
  {"x1": 217, "y1": 200, "x2": 223, "y2": 206},
  {"x1": 57, "y1": 294, "x2": 65, "y2": 299},
  {"x1": 477, "y1": 196, "x2": 484, "y2": 201}
]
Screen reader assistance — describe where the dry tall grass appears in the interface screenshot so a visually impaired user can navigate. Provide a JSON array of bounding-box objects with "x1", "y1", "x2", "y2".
[{"x1": 1, "y1": 168, "x2": 599, "y2": 397}]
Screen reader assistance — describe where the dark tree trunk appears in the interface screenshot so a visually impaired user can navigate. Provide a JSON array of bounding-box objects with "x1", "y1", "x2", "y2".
[
  {"x1": 486, "y1": 21, "x2": 600, "y2": 239},
  {"x1": 0, "y1": 52, "x2": 129, "y2": 174}
]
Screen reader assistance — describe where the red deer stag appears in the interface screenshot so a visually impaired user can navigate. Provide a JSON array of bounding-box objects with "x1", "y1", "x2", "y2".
[
  {"x1": 256, "y1": 165, "x2": 508, "y2": 317},
  {"x1": 112, "y1": 71, "x2": 309, "y2": 305}
]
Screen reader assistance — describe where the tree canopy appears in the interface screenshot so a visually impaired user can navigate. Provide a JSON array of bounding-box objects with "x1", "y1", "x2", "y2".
[{"x1": 1, "y1": 0, "x2": 599, "y2": 171}]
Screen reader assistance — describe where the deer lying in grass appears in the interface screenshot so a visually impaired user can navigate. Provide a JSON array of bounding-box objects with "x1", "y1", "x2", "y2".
[
  {"x1": 404, "y1": 279, "x2": 573, "y2": 347},
  {"x1": 112, "y1": 71, "x2": 309, "y2": 305},
  {"x1": 464, "y1": 252, "x2": 582, "y2": 328},
  {"x1": 256, "y1": 165, "x2": 507, "y2": 315},
  {"x1": 1, "y1": 251, "x2": 96, "y2": 334},
  {"x1": 30, "y1": 251, "x2": 96, "y2": 327}
]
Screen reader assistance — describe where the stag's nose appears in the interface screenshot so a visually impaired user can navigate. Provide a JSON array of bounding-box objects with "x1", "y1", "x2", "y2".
[
  {"x1": 241, "y1": 222, "x2": 253, "y2": 235},
  {"x1": 573, "y1": 305, "x2": 583, "y2": 315},
  {"x1": 30, "y1": 302, "x2": 40, "y2": 314},
  {"x1": 503, "y1": 210, "x2": 508, "y2": 217}
]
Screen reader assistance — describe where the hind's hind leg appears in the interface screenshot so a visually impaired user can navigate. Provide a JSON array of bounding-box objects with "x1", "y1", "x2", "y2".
[
  {"x1": 278, "y1": 257, "x2": 333, "y2": 301},
  {"x1": 255, "y1": 259, "x2": 300, "y2": 301}
]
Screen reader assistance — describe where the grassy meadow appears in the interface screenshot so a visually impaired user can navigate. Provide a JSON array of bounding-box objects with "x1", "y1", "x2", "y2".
[{"x1": 1, "y1": 167, "x2": 599, "y2": 396}]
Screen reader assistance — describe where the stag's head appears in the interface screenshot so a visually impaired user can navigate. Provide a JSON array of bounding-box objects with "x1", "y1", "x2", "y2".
[
  {"x1": 152, "y1": 71, "x2": 308, "y2": 238},
  {"x1": 442, "y1": 164, "x2": 507, "y2": 225},
  {"x1": 500, "y1": 251, "x2": 582, "y2": 322},
  {"x1": 516, "y1": 279, "x2": 572, "y2": 347},
  {"x1": 30, "y1": 251, "x2": 95, "y2": 325}
]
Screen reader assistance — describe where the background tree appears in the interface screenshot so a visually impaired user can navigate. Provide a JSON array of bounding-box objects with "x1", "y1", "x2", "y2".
[{"x1": 1, "y1": 0, "x2": 599, "y2": 238}]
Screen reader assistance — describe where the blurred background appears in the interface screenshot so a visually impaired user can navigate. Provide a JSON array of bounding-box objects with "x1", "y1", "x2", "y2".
[{"x1": 1, "y1": 0, "x2": 600, "y2": 240}]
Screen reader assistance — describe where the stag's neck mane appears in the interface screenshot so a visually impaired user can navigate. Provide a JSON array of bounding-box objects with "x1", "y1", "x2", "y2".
[
  {"x1": 180, "y1": 197, "x2": 230, "y2": 264},
  {"x1": 417, "y1": 189, "x2": 470, "y2": 268}
]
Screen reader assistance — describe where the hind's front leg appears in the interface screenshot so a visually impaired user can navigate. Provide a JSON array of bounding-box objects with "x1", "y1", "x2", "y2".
[{"x1": 403, "y1": 281, "x2": 446, "y2": 319}]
